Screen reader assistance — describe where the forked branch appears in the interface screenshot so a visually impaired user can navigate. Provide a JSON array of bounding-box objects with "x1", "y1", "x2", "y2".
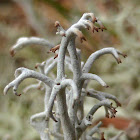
[{"x1": 4, "y1": 67, "x2": 54, "y2": 96}]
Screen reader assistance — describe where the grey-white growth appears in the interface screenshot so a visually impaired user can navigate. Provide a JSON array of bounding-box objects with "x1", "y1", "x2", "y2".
[{"x1": 4, "y1": 13, "x2": 126, "y2": 140}]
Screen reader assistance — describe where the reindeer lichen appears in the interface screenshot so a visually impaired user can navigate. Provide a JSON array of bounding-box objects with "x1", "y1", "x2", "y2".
[{"x1": 4, "y1": 13, "x2": 126, "y2": 140}]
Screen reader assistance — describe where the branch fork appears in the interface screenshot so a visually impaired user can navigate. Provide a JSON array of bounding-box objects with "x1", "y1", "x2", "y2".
[{"x1": 55, "y1": 21, "x2": 66, "y2": 37}]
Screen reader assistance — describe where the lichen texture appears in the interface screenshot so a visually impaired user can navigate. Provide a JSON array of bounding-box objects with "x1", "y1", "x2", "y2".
[{"x1": 4, "y1": 13, "x2": 127, "y2": 140}]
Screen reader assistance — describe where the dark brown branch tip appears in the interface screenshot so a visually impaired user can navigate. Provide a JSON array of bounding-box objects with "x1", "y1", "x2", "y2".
[
  {"x1": 87, "y1": 92, "x2": 90, "y2": 96},
  {"x1": 54, "y1": 119, "x2": 58, "y2": 122},
  {"x1": 56, "y1": 83, "x2": 60, "y2": 85},
  {"x1": 116, "y1": 101, "x2": 121, "y2": 107},
  {"x1": 103, "y1": 26, "x2": 107, "y2": 30},
  {"x1": 93, "y1": 17, "x2": 97, "y2": 23},
  {"x1": 51, "y1": 113, "x2": 58, "y2": 122},
  {"x1": 123, "y1": 54, "x2": 127, "y2": 58},
  {"x1": 62, "y1": 33, "x2": 66, "y2": 37},
  {"x1": 50, "y1": 44, "x2": 60, "y2": 53},
  {"x1": 105, "y1": 85, "x2": 109, "y2": 88},
  {"x1": 98, "y1": 25, "x2": 107, "y2": 32},
  {"x1": 101, "y1": 132, "x2": 105, "y2": 140},
  {"x1": 54, "y1": 21, "x2": 60, "y2": 27},
  {"x1": 10, "y1": 49, "x2": 15, "y2": 57},
  {"x1": 54, "y1": 54, "x2": 58, "y2": 59},
  {"x1": 117, "y1": 58, "x2": 122, "y2": 64},
  {"x1": 112, "y1": 108, "x2": 117, "y2": 114},
  {"x1": 35, "y1": 64, "x2": 38, "y2": 69},
  {"x1": 93, "y1": 27, "x2": 99, "y2": 32},
  {"x1": 15, "y1": 92, "x2": 21, "y2": 96}
]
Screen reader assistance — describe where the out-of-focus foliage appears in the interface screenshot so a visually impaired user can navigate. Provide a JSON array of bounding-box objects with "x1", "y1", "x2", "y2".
[{"x1": 0, "y1": 0, "x2": 140, "y2": 140}]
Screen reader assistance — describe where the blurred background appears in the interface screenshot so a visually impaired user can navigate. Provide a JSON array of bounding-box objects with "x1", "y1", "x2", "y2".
[{"x1": 0, "y1": 0, "x2": 140, "y2": 140}]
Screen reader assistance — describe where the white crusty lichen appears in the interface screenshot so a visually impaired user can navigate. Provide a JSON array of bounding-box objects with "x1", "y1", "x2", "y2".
[{"x1": 4, "y1": 13, "x2": 127, "y2": 140}]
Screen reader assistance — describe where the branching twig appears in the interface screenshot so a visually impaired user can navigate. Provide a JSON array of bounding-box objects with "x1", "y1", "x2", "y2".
[
  {"x1": 10, "y1": 37, "x2": 54, "y2": 57},
  {"x1": 86, "y1": 89, "x2": 121, "y2": 107},
  {"x1": 83, "y1": 48, "x2": 127, "y2": 73},
  {"x1": 81, "y1": 73, "x2": 108, "y2": 87},
  {"x1": 4, "y1": 67, "x2": 54, "y2": 96}
]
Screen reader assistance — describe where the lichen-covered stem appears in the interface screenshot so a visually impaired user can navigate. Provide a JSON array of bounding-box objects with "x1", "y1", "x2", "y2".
[
  {"x1": 56, "y1": 89, "x2": 76, "y2": 140},
  {"x1": 67, "y1": 37, "x2": 84, "y2": 139},
  {"x1": 44, "y1": 86, "x2": 52, "y2": 110},
  {"x1": 57, "y1": 36, "x2": 70, "y2": 80},
  {"x1": 44, "y1": 86, "x2": 52, "y2": 140},
  {"x1": 56, "y1": 35, "x2": 77, "y2": 139},
  {"x1": 67, "y1": 37, "x2": 82, "y2": 83},
  {"x1": 53, "y1": 101, "x2": 61, "y2": 140}
]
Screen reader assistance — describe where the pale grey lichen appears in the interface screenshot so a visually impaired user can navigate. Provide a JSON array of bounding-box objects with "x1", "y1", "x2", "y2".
[{"x1": 4, "y1": 13, "x2": 126, "y2": 140}]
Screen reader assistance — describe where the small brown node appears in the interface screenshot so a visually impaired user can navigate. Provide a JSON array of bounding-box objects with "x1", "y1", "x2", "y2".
[
  {"x1": 117, "y1": 58, "x2": 122, "y2": 64},
  {"x1": 10, "y1": 49, "x2": 15, "y2": 57},
  {"x1": 55, "y1": 21, "x2": 60, "y2": 27},
  {"x1": 101, "y1": 132, "x2": 105, "y2": 140}
]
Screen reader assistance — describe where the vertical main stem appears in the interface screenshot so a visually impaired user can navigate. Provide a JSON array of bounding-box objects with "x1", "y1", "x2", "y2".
[
  {"x1": 67, "y1": 37, "x2": 85, "y2": 139},
  {"x1": 56, "y1": 36, "x2": 76, "y2": 139},
  {"x1": 56, "y1": 89, "x2": 75, "y2": 140}
]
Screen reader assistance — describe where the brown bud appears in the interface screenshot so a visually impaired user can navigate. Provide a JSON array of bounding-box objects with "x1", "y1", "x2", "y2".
[
  {"x1": 123, "y1": 54, "x2": 127, "y2": 58},
  {"x1": 50, "y1": 44, "x2": 60, "y2": 53},
  {"x1": 10, "y1": 49, "x2": 15, "y2": 57},
  {"x1": 93, "y1": 26, "x2": 99, "y2": 33},
  {"x1": 35, "y1": 64, "x2": 39, "y2": 69},
  {"x1": 105, "y1": 85, "x2": 109, "y2": 88},
  {"x1": 56, "y1": 83, "x2": 60, "y2": 85},
  {"x1": 116, "y1": 101, "x2": 121, "y2": 107},
  {"x1": 101, "y1": 132, "x2": 105, "y2": 140},
  {"x1": 117, "y1": 58, "x2": 122, "y2": 64},
  {"x1": 54, "y1": 21, "x2": 60, "y2": 27},
  {"x1": 15, "y1": 92, "x2": 21, "y2": 96},
  {"x1": 93, "y1": 17, "x2": 97, "y2": 23},
  {"x1": 100, "y1": 25, "x2": 107, "y2": 32},
  {"x1": 62, "y1": 33, "x2": 66, "y2": 37},
  {"x1": 54, "y1": 54, "x2": 58, "y2": 59}
]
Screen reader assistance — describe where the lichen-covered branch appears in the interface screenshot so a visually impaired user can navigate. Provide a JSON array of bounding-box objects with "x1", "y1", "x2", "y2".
[
  {"x1": 4, "y1": 67, "x2": 54, "y2": 96},
  {"x1": 83, "y1": 48, "x2": 126, "y2": 73},
  {"x1": 87, "y1": 99, "x2": 117, "y2": 117},
  {"x1": 10, "y1": 37, "x2": 54, "y2": 56},
  {"x1": 80, "y1": 73, "x2": 108, "y2": 87},
  {"x1": 85, "y1": 89, "x2": 121, "y2": 107}
]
